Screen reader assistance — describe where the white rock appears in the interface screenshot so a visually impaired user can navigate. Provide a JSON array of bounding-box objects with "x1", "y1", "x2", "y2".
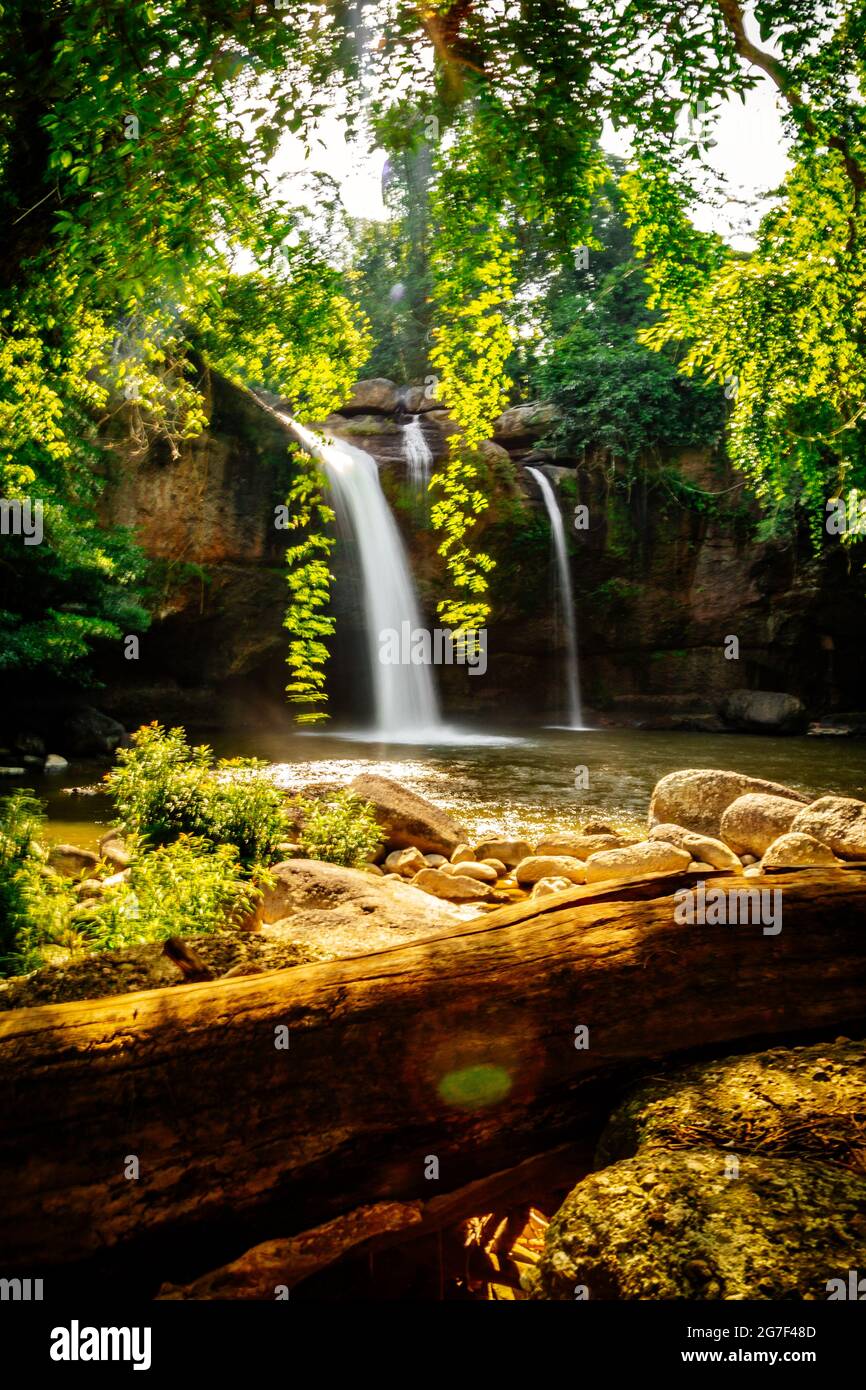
[
  {"x1": 530, "y1": 877, "x2": 573, "y2": 900},
  {"x1": 384, "y1": 847, "x2": 427, "y2": 876},
  {"x1": 648, "y1": 770, "x2": 807, "y2": 838},
  {"x1": 514, "y1": 855, "x2": 586, "y2": 886},
  {"x1": 411, "y1": 868, "x2": 492, "y2": 901},
  {"x1": 474, "y1": 839, "x2": 533, "y2": 868},
  {"x1": 585, "y1": 840, "x2": 691, "y2": 884},
  {"x1": 649, "y1": 823, "x2": 741, "y2": 871},
  {"x1": 447, "y1": 861, "x2": 498, "y2": 882}
]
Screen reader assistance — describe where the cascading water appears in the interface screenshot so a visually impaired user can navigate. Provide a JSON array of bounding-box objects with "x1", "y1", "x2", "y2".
[
  {"x1": 283, "y1": 417, "x2": 442, "y2": 739},
  {"x1": 402, "y1": 414, "x2": 433, "y2": 492},
  {"x1": 526, "y1": 466, "x2": 585, "y2": 729}
]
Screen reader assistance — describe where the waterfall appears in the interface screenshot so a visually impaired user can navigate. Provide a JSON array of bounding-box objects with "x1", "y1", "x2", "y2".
[
  {"x1": 526, "y1": 466, "x2": 584, "y2": 729},
  {"x1": 284, "y1": 417, "x2": 442, "y2": 739},
  {"x1": 402, "y1": 414, "x2": 433, "y2": 491}
]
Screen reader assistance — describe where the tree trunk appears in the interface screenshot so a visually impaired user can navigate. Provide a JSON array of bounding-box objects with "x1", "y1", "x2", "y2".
[{"x1": 1, "y1": 868, "x2": 865, "y2": 1285}]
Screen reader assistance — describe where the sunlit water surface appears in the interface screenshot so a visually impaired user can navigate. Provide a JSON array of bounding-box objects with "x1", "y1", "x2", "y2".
[{"x1": 24, "y1": 723, "x2": 866, "y2": 850}]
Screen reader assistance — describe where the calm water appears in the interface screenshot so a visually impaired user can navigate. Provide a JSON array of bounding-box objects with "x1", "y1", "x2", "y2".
[{"x1": 21, "y1": 724, "x2": 866, "y2": 850}]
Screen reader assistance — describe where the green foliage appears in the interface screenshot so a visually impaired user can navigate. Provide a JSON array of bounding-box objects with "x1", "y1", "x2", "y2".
[
  {"x1": 0, "y1": 1, "x2": 368, "y2": 688},
  {"x1": 105, "y1": 723, "x2": 286, "y2": 867},
  {"x1": 76, "y1": 836, "x2": 261, "y2": 953},
  {"x1": 0, "y1": 790, "x2": 48, "y2": 967},
  {"x1": 624, "y1": 152, "x2": 866, "y2": 541},
  {"x1": 282, "y1": 446, "x2": 337, "y2": 723},
  {"x1": 522, "y1": 172, "x2": 725, "y2": 471},
  {"x1": 296, "y1": 791, "x2": 382, "y2": 868},
  {"x1": 10, "y1": 833, "x2": 261, "y2": 970}
]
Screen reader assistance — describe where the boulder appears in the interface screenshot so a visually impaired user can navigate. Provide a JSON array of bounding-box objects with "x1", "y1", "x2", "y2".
[
  {"x1": 101, "y1": 840, "x2": 131, "y2": 871},
  {"x1": 348, "y1": 773, "x2": 464, "y2": 855},
  {"x1": 450, "y1": 844, "x2": 474, "y2": 864},
  {"x1": 790, "y1": 796, "x2": 866, "y2": 861},
  {"x1": 720, "y1": 690, "x2": 809, "y2": 735},
  {"x1": 340, "y1": 378, "x2": 401, "y2": 415},
  {"x1": 525, "y1": 1148, "x2": 866, "y2": 1300},
  {"x1": 649, "y1": 769, "x2": 808, "y2": 838},
  {"x1": 480, "y1": 858, "x2": 507, "y2": 876},
  {"x1": 12, "y1": 732, "x2": 45, "y2": 758},
  {"x1": 473, "y1": 838, "x2": 532, "y2": 868},
  {"x1": 258, "y1": 859, "x2": 469, "y2": 952},
  {"x1": 529, "y1": 1039, "x2": 866, "y2": 1301},
  {"x1": 445, "y1": 861, "x2": 498, "y2": 883},
  {"x1": 648, "y1": 823, "x2": 741, "y2": 871},
  {"x1": 599, "y1": 1038, "x2": 866, "y2": 1165},
  {"x1": 535, "y1": 832, "x2": 624, "y2": 859},
  {"x1": 582, "y1": 820, "x2": 614, "y2": 835},
  {"x1": 719, "y1": 793, "x2": 805, "y2": 857},
  {"x1": 423, "y1": 853, "x2": 447, "y2": 868},
  {"x1": 491, "y1": 401, "x2": 560, "y2": 442},
  {"x1": 75, "y1": 879, "x2": 104, "y2": 900},
  {"x1": 410, "y1": 868, "x2": 492, "y2": 901},
  {"x1": 61, "y1": 706, "x2": 126, "y2": 757},
  {"x1": 47, "y1": 844, "x2": 99, "y2": 878},
  {"x1": 384, "y1": 847, "x2": 426, "y2": 877},
  {"x1": 761, "y1": 832, "x2": 842, "y2": 870},
  {"x1": 514, "y1": 855, "x2": 586, "y2": 886},
  {"x1": 584, "y1": 840, "x2": 691, "y2": 884},
  {"x1": 530, "y1": 877, "x2": 573, "y2": 901}
]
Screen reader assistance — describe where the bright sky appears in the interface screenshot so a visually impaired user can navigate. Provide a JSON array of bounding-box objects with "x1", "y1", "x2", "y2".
[
  {"x1": 265, "y1": 1, "x2": 792, "y2": 254},
  {"x1": 269, "y1": 79, "x2": 789, "y2": 253}
]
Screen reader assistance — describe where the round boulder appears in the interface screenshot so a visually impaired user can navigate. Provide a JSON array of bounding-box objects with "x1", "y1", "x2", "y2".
[
  {"x1": 584, "y1": 840, "x2": 691, "y2": 884},
  {"x1": 514, "y1": 855, "x2": 586, "y2": 886},
  {"x1": 719, "y1": 793, "x2": 805, "y2": 857},
  {"x1": 648, "y1": 770, "x2": 808, "y2": 839},
  {"x1": 790, "y1": 796, "x2": 866, "y2": 861},
  {"x1": 760, "y1": 832, "x2": 842, "y2": 870}
]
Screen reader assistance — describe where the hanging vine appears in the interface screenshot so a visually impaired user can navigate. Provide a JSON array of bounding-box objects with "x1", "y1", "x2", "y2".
[{"x1": 428, "y1": 110, "x2": 516, "y2": 643}]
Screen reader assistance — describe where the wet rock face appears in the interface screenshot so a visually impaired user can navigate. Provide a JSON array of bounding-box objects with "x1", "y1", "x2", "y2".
[
  {"x1": 525, "y1": 1148, "x2": 866, "y2": 1300},
  {"x1": 528, "y1": 1040, "x2": 866, "y2": 1300}
]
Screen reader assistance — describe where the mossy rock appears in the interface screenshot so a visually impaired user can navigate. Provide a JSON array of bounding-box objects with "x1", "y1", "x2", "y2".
[
  {"x1": 524, "y1": 1147, "x2": 866, "y2": 1300},
  {"x1": 597, "y1": 1039, "x2": 866, "y2": 1172}
]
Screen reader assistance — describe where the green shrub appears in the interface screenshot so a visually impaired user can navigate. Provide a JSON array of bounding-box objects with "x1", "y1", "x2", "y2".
[
  {"x1": 296, "y1": 791, "x2": 382, "y2": 868},
  {"x1": 13, "y1": 834, "x2": 263, "y2": 965},
  {"x1": 105, "y1": 723, "x2": 286, "y2": 866},
  {"x1": 0, "y1": 790, "x2": 50, "y2": 968},
  {"x1": 84, "y1": 836, "x2": 263, "y2": 951}
]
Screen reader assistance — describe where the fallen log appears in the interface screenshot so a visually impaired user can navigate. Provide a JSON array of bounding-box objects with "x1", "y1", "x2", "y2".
[
  {"x1": 156, "y1": 1141, "x2": 592, "y2": 1299},
  {"x1": 1, "y1": 868, "x2": 865, "y2": 1286}
]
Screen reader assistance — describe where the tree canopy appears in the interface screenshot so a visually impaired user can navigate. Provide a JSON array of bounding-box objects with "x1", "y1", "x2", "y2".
[{"x1": 1, "y1": 1, "x2": 864, "y2": 715}]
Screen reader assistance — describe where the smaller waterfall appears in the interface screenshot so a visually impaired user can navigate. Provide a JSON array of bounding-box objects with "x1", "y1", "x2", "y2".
[
  {"x1": 527, "y1": 466, "x2": 585, "y2": 729},
  {"x1": 402, "y1": 414, "x2": 433, "y2": 491}
]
